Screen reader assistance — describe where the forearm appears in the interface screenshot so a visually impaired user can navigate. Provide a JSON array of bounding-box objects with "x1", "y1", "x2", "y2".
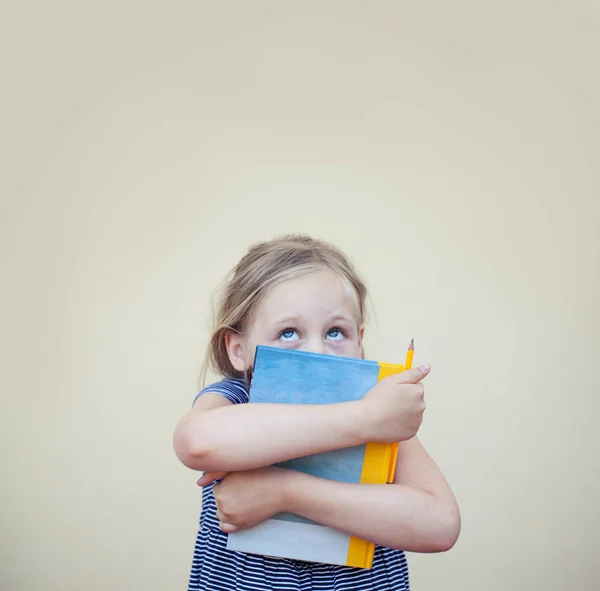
[
  {"x1": 283, "y1": 471, "x2": 461, "y2": 553},
  {"x1": 174, "y1": 401, "x2": 366, "y2": 472}
]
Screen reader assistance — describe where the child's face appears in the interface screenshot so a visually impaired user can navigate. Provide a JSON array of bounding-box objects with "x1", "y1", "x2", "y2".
[{"x1": 226, "y1": 269, "x2": 363, "y2": 372}]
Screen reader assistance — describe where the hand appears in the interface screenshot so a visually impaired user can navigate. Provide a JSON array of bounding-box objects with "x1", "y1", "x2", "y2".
[
  {"x1": 196, "y1": 467, "x2": 290, "y2": 533},
  {"x1": 360, "y1": 365, "x2": 431, "y2": 443}
]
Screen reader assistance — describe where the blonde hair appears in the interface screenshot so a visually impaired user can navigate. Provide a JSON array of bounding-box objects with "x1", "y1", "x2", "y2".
[{"x1": 200, "y1": 234, "x2": 369, "y2": 387}]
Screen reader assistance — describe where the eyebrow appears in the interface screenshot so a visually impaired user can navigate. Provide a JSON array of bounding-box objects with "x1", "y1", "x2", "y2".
[
  {"x1": 329, "y1": 313, "x2": 355, "y2": 325},
  {"x1": 270, "y1": 314, "x2": 304, "y2": 326},
  {"x1": 270, "y1": 312, "x2": 355, "y2": 326}
]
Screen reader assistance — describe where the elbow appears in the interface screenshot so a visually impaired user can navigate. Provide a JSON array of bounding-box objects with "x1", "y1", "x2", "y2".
[
  {"x1": 427, "y1": 505, "x2": 461, "y2": 553},
  {"x1": 172, "y1": 417, "x2": 214, "y2": 471},
  {"x1": 387, "y1": 503, "x2": 461, "y2": 554},
  {"x1": 429, "y1": 527, "x2": 460, "y2": 554},
  {"x1": 173, "y1": 441, "x2": 205, "y2": 472}
]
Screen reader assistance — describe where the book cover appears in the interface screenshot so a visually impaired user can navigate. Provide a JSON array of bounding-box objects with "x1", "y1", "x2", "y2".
[{"x1": 226, "y1": 346, "x2": 405, "y2": 569}]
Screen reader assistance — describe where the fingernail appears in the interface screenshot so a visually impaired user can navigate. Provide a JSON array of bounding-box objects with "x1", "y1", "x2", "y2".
[{"x1": 418, "y1": 364, "x2": 431, "y2": 372}]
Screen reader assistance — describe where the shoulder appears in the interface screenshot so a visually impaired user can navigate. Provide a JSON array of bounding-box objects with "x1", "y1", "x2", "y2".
[{"x1": 192, "y1": 377, "x2": 250, "y2": 407}]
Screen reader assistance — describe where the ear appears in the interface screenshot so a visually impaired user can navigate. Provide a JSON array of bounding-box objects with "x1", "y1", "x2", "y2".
[
  {"x1": 358, "y1": 326, "x2": 365, "y2": 359},
  {"x1": 224, "y1": 331, "x2": 247, "y2": 372}
]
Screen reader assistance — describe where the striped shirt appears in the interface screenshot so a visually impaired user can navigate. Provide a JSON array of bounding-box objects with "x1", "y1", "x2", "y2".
[{"x1": 188, "y1": 378, "x2": 411, "y2": 591}]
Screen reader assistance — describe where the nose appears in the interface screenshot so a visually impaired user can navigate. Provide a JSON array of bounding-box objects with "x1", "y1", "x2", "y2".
[{"x1": 303, "y1": 337, "x2": 326, "y2": 355}]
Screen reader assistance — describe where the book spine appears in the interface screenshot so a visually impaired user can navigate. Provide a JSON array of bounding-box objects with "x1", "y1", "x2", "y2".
[{"x1": 345, "y1": 362, "x2": 404, "y2": 568}]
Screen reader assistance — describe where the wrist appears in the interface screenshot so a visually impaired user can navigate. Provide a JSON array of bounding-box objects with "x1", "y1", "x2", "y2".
[
  {"x1": 341, "y1": 400, "x2": 371, "y2": 445},
  {"x1": 278, "y1": 468, "x2": 309, "y2": 514}
]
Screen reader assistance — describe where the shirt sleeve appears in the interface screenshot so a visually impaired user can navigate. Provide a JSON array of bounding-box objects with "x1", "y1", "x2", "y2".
[{"x1": 192, "y1": 378, "x2": 250, "y2": 407}]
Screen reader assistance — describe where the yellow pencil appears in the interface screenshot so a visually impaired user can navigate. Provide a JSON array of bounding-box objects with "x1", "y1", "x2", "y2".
[
  {"x1": 389, "y1": 339, "x2": 415, "y2": 482},
  {"x1": 404, "y1": 338, "x2": 414, "y2": 370}
]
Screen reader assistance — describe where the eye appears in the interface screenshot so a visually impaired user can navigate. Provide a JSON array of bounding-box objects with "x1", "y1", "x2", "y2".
[
  {"x1": 279, "y1": 328, "x2": 300, "y2": 342},
  {"x1": 326, "y1": 327, "x2": 346, "y2": 341}
]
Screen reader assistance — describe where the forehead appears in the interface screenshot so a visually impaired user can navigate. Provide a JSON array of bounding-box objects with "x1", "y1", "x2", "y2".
[{"x1": 253, "y1": 270, "x2": 358, "y2": 323}]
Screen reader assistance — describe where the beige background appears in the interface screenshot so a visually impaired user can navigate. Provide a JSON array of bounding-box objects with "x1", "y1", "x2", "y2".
[{"x1": 1, "y1": 2, "x2": 599, "y2": 590}]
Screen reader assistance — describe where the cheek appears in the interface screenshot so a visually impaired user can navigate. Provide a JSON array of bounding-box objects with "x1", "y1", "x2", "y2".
[
  {"x1": 239, "y1": 336, "x2": 258, "y2": 369},
  {"x1": 247, "y1": 345, "x2": 259, "y2": 368},
  {"x1": 326, "y1": 339, "x2": 362, "y2": 359}
]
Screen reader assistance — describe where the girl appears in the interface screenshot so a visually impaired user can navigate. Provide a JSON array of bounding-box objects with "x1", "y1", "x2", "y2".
[{"x1": 173, "y1": 234, "x2": 460, "y2": 591}]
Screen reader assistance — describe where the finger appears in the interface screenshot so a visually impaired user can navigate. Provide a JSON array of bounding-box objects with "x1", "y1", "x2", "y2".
[
  {"x1": 196, "y1": 471, "x2": 228, "y2": 487},
  {"x1": 219, "y1": 521, "x2": 239, "y2": 533},
  {"x1": 394, "y1": 365, "x2": 431, "y2": 384}
]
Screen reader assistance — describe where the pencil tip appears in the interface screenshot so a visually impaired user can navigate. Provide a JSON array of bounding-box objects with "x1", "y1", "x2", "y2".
[{"x1": 409, "y1": 338, "x2": 414, "y2": 350}]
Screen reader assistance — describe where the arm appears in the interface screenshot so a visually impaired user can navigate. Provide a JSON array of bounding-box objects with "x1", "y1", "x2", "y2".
[
  {"x1": 281, "y1": 437, "x2": 460, "y2": 553},
  {"x1": 173, "y1": 366, "x2": 430, "y2": 473},
  {"x1": 173, "y1": 392, "x2": 366, "y2": 472}
]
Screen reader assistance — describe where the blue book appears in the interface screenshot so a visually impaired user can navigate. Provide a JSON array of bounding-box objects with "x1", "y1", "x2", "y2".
[{"x1": 226, "y1": 346, "x2": 405, "y2": 569}]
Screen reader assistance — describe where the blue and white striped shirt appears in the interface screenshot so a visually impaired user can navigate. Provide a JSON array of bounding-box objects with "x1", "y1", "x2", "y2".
[{"x1": 188, "y1": 378, "x2": 410, "y2": 591}]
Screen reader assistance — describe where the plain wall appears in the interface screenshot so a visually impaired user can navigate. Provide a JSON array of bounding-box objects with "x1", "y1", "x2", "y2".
[{"x1": 1, "y1": 2, "x2": 599, "y2": 590}]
